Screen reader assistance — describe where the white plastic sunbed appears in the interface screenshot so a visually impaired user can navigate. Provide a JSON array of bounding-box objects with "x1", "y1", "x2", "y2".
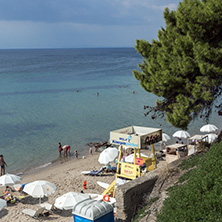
[
  {"x1": 22, "y1": 207, "x2": 45, "y2": 219},
  {"x1": 40, "y1": 202, "x2": 54, "y2": 211}
]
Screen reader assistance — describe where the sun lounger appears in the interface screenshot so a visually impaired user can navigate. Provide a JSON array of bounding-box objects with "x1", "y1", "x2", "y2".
[
  {"x1": 81, "y1": 167, "x2": 106, "y2": 176},
  {"x1": 40, "y1": 202, "x2": 54, "y2": 211},
  {"x1": 111, "y1": 166, "x2": 117, "y2": 172},
  {"x1": 22, "y1": 207, "x2": 45, "y2": 219},
  {"x1": 13, "y1": 183, "x2": 28, "y2": 192}
]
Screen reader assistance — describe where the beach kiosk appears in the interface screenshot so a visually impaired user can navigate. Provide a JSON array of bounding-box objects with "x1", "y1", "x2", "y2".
[
  {"x1": 165, "y1": 143, "x2": 188, "y2": 163},
  {"x1": 72, "y1": 199, "x2": 114, "y2": 222},
  {"x1": 102, "y1": 126, "x2": 162, "y2": 197},
  {"x1": 110, "y1": 126, "x2": 162, "y2": 149}
]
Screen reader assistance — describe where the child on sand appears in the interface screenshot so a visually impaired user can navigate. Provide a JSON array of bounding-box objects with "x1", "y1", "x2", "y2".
[{"x1": 74, "y1": 150, "x2": 79, "y2": 159}]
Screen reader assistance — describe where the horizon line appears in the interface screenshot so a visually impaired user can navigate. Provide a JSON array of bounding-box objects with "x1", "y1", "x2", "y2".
[{"x1": 0, "y1": 46, "x2": 135, "y2": 50}]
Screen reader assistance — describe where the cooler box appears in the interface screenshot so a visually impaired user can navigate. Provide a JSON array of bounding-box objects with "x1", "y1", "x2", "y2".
[{"x1": 72, "y1": 199, "x2": 114, "y2": 222}]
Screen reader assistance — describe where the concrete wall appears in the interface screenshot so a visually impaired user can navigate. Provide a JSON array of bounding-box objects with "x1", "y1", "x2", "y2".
[{"x1": 115, "y1": 170, "x2": 159, "y2": 221}]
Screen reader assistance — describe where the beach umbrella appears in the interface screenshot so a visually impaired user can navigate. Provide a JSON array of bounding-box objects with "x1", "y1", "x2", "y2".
[
  {"x1": 124, "y1": 153, "x2": 149, "y2": 163},
  {"x1": 0, "y1": 173, "x2": 21, "y2": 186},
  {"x1": 162, "y1": 133, "x2": 171, "y2": 142},
  {"x1": 173, "y1": 130, "x2": 191, "y2": 139},
  {"x1": 203, "y1": 133, "x2": 218, "y2": 143},
  {"x1": 98, "y1": 147, "x2": 118, "y2": 165},
  {"x1": 54, "y1": 192, "x2": 91, "y2": 210},
  {"x1": 200, "y1": 124, "x2": 218, "y2": 133},
  {"x1": 0, "y1": 199, "x2": 7, "y2": 211},
  {"x1": 23, "y1": 180, "x2": 57, "y2": 204},
  {"x1": 118, "y1": 145, "x2": 133, "y2": 151}
]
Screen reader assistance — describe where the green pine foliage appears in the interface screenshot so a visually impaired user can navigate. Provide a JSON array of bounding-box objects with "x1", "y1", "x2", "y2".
[
  {"x1": 133, "y1": 0, "x2": 222, "y2": 129},
  {"x1": 156, "y1": 141, "x2": 222, "y2": 222}
]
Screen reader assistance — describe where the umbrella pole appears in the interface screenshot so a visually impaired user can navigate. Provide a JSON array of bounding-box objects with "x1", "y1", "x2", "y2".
[
  {"x1": 39, "y1": 197, "x2": 41, "y2": 205},
  {"x1": 151, "y1": 144, "x2": 157, "y2": 169}
]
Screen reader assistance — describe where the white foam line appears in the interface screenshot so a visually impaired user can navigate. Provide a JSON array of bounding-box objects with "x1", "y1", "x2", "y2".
[{"x1": 35, "y1": 162, "x2": 52, "y2": 170}]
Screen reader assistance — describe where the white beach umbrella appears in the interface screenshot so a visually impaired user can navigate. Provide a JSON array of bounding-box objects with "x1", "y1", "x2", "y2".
[
  {"x1": 98, "y1": 147, "x2": 119, "y2": 165},
  {"x1": 162, "y1": 133, "x2": 171, "y2": 142},
  {"x1": 0, "y1": 174, "x2": 21, "y2": 186},
  {"x1": 54, "y1": 192, "x2": 90, "y2": 210},
  {"x1": 0, "y1": 199, "x2": 7, "y2": 211},
  {"x1": 173, "y1": 130, "x2": 191, "y2": 139},
  {"x1": 118, "y1": 145, "x2": 133, "y2": 151},
  {"x1": 200, "y1": 124, "x2": 218, "y2": 133},
  {"x1": 124, "y1": 153, "x2": 149, "y2": 163},
  {"x1": 203, "y1": 133, "x2": 218, "y2": 143},
  {"x1": 23, "y1": 180, "x2": 57, "y2": 204}
]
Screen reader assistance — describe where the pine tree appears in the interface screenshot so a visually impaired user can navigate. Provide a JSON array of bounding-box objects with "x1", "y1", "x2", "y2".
[{"x1": 133, "y1": 0, "x2": 222, "y2": 129}]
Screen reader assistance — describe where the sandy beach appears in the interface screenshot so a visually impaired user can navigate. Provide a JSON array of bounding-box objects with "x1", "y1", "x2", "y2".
[
  {"x1": 0, "y1": 151, "x2": 117, "y2": 222},
  {"x1": 0, "y1": 147, "x2": 158, "y2": 222}
]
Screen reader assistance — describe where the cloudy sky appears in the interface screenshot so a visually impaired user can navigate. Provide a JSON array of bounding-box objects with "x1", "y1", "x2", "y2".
[{"x1": 0, "y1": 0, "x2": 181, "y2": 49}]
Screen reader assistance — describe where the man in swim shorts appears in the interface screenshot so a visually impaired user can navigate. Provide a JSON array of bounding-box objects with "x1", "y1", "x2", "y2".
[
  {"x1": 67, "y1": 145, "x2": 71, "y2": 156},
  {"x1": 62, "y1": 145, "x2": 71, "y2": 156}
]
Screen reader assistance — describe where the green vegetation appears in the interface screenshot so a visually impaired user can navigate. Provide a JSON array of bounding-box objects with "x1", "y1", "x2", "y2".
[
  {"x1": 179, "y1": 153, "x2": 204, "y2": 170},
  {"x1": 133, "y1": 0, "x2": 222, "y2": 129},
  {"x1": 156, "y1": 141, "x2": 222, "y2": 222}
]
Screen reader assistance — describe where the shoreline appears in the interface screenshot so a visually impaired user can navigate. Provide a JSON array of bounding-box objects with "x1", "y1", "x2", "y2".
[{"x1": 11, "y1": 145, "x2": 92, "y2": 177}]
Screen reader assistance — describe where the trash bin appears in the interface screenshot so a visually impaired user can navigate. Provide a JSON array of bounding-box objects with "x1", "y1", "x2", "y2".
[{"x1": 72, "y1": 199, "x2": 114, "y2": 222}]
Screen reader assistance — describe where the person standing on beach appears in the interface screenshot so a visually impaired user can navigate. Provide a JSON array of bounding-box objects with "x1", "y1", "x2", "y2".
[
  {"x1": 0, "y1": 155, "x2": 7, "y2": 176},
  {"x1": 62, "y1": 145, "x2": 67, "y2": 156},
  {"x1": 89, "y1": 146, "x2": 93, "y2": 155},
  {"x1": 58, "y1": 142, "x2": 62, "y2": 157},
  {"x1": 62, "y1": 145, "x2": 71, "y2": 156}
]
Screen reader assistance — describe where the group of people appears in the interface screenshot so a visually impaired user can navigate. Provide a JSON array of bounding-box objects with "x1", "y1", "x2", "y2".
[
  {"x1": 58, "y1": 142, "x2": 71, "y2": 157},
  {"x1": 58, "y1": 142, "x2": 79, "y2": 159}
]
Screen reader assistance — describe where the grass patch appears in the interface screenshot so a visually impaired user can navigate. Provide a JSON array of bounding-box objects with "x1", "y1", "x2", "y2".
[
  {"x1": 177, "y1": 168, "x2": 197, "y2": 183},
  {"x1": 179, "y1": 153, "x2": 204, "y2": 170},
  {"x1": 157, "y1": 142, "x2": 222, "y2": 222}
]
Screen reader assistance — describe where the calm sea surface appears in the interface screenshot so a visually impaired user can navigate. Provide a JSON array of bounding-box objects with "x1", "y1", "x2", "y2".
[{"x1": 0, "y1": 48, "x2": 221, "y2": 174}]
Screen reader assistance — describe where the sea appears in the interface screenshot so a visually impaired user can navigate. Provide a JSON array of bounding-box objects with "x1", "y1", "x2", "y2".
[{"x1": 0, "y1": 48, "x2": 221, "y2": 174}]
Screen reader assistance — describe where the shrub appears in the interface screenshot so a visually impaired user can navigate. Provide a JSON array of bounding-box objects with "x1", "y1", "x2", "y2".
[{"x1": 157, "y1": 141, "x2": 222, "y2": 222}]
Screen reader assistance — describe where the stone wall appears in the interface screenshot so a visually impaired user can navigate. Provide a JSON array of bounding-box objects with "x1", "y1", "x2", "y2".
[{"x1": 115, "y1": 170, "x2": 159, "y2": 221}]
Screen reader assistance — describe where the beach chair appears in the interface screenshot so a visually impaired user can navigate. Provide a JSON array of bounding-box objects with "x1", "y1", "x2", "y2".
[
  {"x1": 40, "y1": 202, "x2": 54, "y2": 212},
  {"x1": 81, "y1": 167, "x2": 106, "y2": 176},
  {"x1": 111, "y1": 166, "x2": 117, "y2": 173},
  {"x1": 22, "y1": 207, "x2": 45, "y2": 219}
]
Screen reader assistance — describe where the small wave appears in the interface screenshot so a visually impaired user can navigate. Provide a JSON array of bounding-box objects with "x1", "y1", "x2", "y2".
[{"x1": 35, "y1": 162, "x2": 52, "y2": 170}]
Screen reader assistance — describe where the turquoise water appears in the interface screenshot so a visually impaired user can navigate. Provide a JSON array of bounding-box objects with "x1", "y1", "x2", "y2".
[{"x1": 0, "y1": 48, "x2": 221, "y2": 173}]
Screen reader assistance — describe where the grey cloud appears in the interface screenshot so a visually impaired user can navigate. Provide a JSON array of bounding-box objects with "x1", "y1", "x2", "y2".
[{"x1": 0, "y1": 0, "x2": 178, "y2": 26}]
